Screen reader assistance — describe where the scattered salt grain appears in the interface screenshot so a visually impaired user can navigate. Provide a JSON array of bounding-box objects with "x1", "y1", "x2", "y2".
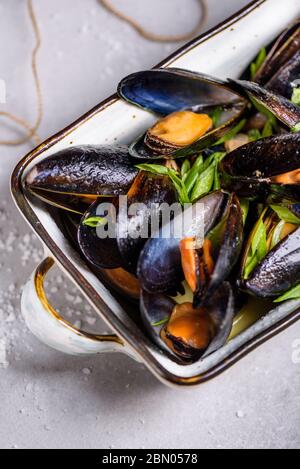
[{"x1": 86, "y1": 316, "x2": 96, "y2": 326}]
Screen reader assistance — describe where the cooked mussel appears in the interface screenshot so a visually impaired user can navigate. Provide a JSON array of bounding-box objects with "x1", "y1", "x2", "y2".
[
  {"x1": 118, "y1": 68, "x2": 247, "y2": 159},
  {"x1": 137, "y1": 190, "x2": 227, "y2": 295},
  {"x1": 78, "y1": 170, "x2": 177, "y2": 272},
  {"x1": 180, "y1": 193, "x2": 244, "y2": 307},
  {"x1": 220, "y1": 132, "x2": 300, "y2": 203},
  {"x1": 141, "y1": 282, "x2": 235, "y2": 361},
  {"x1": 254, "y1": 20, "x2": 300, "y2": 99},
  {"x1": 25, "y1": 145, "x2": 138, "y2": 213},
  {"x1": 140, "y1": 290, "x2": 176, "y2": 353},
  {"x1": 117, "y1": 171, "x2": 177, "y2": 273},
  {"x1": 239, "y1": 206, "x2": 300, "y2": 298},
  {"x1": 229, "y1": 79, "x2": 300, "y2": 129},
  {"x1": 78, "y1": 199, "x2": 121, "y2": 269},
  {"x1": 137, "y1": 190, "x2": 243, "y2": 307}
]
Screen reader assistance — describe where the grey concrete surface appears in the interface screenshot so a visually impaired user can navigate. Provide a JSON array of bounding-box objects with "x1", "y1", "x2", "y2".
[{"x1": 0, "y1": 0, "x2": 299, "y2": 449}]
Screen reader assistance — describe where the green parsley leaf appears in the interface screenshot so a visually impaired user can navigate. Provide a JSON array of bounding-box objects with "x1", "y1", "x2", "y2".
[
  {"x1": 250, "y1": 47, "x2": 267, "y2": 80},
  {"x1": 151, "y1": 317, "x2": 169, "y2": 327},
  {"x1": 135, "y1": 163, "x2": 169, "y2": 176},
  {"x1": 275, "y1": 283, "x2": 300, "y2": 303},
  {"x1": 216, "y1": 119, "x2": 247, "y2": 145},
  {"x1": 191, "y1": 162, "x2": 216, "y2": 202},
  {"x1": 271, "y1": 205, "x2": 300, "y2": 225},
  {"x1": 291, "y1": 122, "x2": 300, "y2": 133},
  {"x1": 291, "y1": 87, "x2": 300, "y2": 106},
  {"x1": 83, "y1": 216, "x2": 108, "y2": 228}
]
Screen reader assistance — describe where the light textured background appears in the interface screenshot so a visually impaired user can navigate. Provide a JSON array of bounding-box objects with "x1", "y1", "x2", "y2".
[{"x1": 0, "y1": 0, "x2": 299, "y2": 449}]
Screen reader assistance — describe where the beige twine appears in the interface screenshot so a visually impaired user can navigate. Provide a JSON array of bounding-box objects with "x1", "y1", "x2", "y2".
[
  {"x1": 0, "y1": 0, "x2": 42, "y2": 146},
  {"x1": 99, "y1": 0, "x2": 208, "y2": 43},
  {"x1": 0, "y1": 0, "x2": 208, "y2": 147}
]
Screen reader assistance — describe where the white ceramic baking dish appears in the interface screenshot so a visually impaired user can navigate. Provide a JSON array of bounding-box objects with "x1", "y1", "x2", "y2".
[{"x1": 11, "y1": 0, "x2": 300, "y2": 387}]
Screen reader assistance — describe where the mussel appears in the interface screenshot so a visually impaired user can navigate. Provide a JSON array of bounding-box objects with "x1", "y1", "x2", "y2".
[
  {"x1": 78, "y1": 170, "x2": 177, "y2": 273},
  {"x1": 118, "y1": 68, "x2": 247, "y2": 159},
  {"x1": 229, "y1": 79, "x2": 300, "y2": 129},
  {"x1": 138, "y1": 190, "x2": 244, "y2": 308},
  {"x1": 220, "y1": 132, "x2": 300, "y2": 203},
  {"x1": 254, "y1": 20, "x2": 300, "y2": 99},
  {"x1": 180, "y1": 193, "x2": 244, "y2": 307},
  {"x1": 239, "y1": 206, "x2": 300, "y2": 298},
  {"x1": 137, "y1": 191, "x2": 227, "y2": 295},
  {"x1": 141, "y1": 282, "x2": 235, "y2": 361},
  {"x1": 25, "y1": 145, "x2": 138, "y2": 213}
]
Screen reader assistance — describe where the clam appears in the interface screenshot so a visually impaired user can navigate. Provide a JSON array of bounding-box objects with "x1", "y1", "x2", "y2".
[
  {"x1": 220, "y1": 132, "x2": 300, "y2": 203},
  {"x1": 141, "y1": 282, "x2": 235, "y2": 361},
  {"x1": 239, "y1": 207, "x2": 300, "y2": 298},
  {"x1": 118, "y1": 68, "x2": 247, "y2": 159},
  {"x1": 25, "y1": 145, "x2": 138, "y2": 213}
]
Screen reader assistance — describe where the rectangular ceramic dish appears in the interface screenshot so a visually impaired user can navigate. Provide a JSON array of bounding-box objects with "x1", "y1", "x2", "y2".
[{"x1": 11, "y1": 0, "x2": 300, "y2": 387}]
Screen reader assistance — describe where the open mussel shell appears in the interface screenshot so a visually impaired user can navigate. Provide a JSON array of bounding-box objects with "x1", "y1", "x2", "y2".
[
  {"x1": 118, "y1": 68, "x2": 243, "y2": 115},
  {"x1": 220, "y1": 132, "x2": 300, "y2": 203},
  {"x1": 255, "y1": 20, "x2": 300, "y2": 98},
  {"x1": 154, "y1": 282, "x2": 235, "y2": 361},
  {"x1": 116, "y1": 171, "x2": 177, "y2": 273},
  {"x1": 137, "y1": 190, "x2": 228, "y2": 295},
  {"x1": 78, "y1": 199, "x2": 122, "y2": 270},
  {"x1": 182, "y1": 193, "x2": 244, "y2": 308},
  {"x1": 140, "y1": 290, "x2": 176, "y2": 353},
  {"x1": 267, "y1": 50, "x2": 300, "y2": 100},
  {"x1": 229, "y1": 79, "x2": 300, "y2": 129},
  {"x1": 118, "y1": 68, "x2": 247, "y2": 160},
  {"x1": 241, "y1": 226, "x2": 300, "y2": 298},
  {"x1": 25, "y1": 145, "x2": 138, "y2": 212}
]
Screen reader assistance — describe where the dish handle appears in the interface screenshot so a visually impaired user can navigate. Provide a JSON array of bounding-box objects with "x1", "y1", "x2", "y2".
[{"x1": 21, "y1": 256, "x2": 129, "y2": 357}]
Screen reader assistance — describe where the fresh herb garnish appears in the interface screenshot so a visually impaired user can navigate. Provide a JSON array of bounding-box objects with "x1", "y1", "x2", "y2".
[
  {"x1": 168, "y1": 170, "x2": 190, "y2": 205},
  {"x1": 262, "y1": 120, "x2": 274, "y2": 138},
  {"x1": 244, "y1": 216, "x2": 267, "y2": 279},
  {"x1": 151, "y1": 317, "x2": 169, "y2": 327},
  {"x1": 211, "y1": 106, "x2": 222, "y2": 127},
  {"x1": 270, "y1": 205, "x2": 300, "y2": 225},
  {"x1": 135, "y1": 163, "x2": 169, "y2": 176},
  {"x1": 191, "y1": 162, "x2": 216, "y2": 202},
  {"x1": 216, "y1": 119, "x2": 247, "y2": 145},
  {"x1": 292, "y1": 122, "x2": 300, "y2": 133},
  {"x1": 83, "y1": 216, "x2": 108, "y2": 228},
  {"x1": 240, "y1": 198, "x2": 250, "y2": 225},
  {"x1": 181, "y1": 159, "x2": 191, "y2": 178},
  {"x1": 250, "y1": 47, "x2": 267, "y2": 80},
  {"x1": 291, "y1": 87, "x2": 300, "y2": 106},
  {"x1": 275, "y1": 283, "x2": 300, "y2": 303},
  {"x1": 248, "y1": 129, "x2": 262, "y2": 142},
  {"x1": 249, "y1": 97, "x2": 278, "y2": 137},
  {"x1": 184, "y1": 155, "x2": 204, "y2": 193}
]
